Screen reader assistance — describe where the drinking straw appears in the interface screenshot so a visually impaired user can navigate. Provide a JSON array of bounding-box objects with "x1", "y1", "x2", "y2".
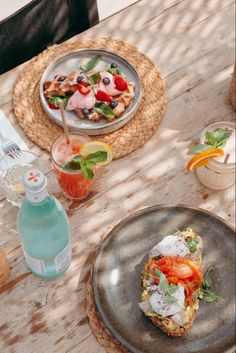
[
  {"x1": 59, "y1": 102, "x2": 70, "y2": 145},
  {"x1": 223, "y1": 154, "x2": 230, "y2": 164}
]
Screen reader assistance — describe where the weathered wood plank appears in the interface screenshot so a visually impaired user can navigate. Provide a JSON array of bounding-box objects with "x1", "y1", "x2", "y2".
[{"x1": 0, "y1": 0, "x2": 235, "y2": 352}]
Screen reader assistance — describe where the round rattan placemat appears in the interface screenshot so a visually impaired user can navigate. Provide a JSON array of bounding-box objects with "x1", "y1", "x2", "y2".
[
  {"x1": 86, "y1": 271, "x2": 130, "y2": 353},
  {"x1": 13, "y1": 37, "x2": 167, "y2": 159}
]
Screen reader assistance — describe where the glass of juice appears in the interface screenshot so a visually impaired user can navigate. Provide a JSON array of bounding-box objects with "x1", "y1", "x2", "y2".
[{"x1": 51, "y1": 132, "x2": 95, "y2": 200}]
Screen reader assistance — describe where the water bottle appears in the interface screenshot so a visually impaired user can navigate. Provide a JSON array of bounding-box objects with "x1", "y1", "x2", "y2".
[{"x1": 17, "y1": 168, "x2": 71, "y2": 280}]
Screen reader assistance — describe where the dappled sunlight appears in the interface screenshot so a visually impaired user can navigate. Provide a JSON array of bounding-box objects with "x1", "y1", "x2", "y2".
[
  {"x1": 0, "y1": 1, "x2": 235, "y2": 352},
  {"x1": 214, "y1": 66, "x2": 233, "y2": 83}
]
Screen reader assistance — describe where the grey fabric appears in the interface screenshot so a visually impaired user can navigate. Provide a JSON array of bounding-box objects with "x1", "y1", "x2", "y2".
[{"x1": 0, "y1": 0, "x2": 99, "y2": 73}]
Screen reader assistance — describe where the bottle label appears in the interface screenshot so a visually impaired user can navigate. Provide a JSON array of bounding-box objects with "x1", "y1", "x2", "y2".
[
  {"x1": 55, "y1": 241, "x2": 71, "y2": 273},
  {"x1": 23, "y1": 250, "x2": 46, "y2": 275}
]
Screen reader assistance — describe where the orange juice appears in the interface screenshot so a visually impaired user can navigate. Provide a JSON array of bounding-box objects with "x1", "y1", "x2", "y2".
[{"x1": 51, "y1": 133, "x2": 95, "y2": 200}]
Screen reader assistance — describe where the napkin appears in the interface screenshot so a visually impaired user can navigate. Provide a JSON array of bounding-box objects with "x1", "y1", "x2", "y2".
[{"x1": 0, "y1": 109, "x2": 29, "y2": 155}]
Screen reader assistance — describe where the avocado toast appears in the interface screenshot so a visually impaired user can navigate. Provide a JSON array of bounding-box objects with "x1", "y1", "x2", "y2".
[{"x1": 139, "y1": 228, "x2": 203, "y2": 337}]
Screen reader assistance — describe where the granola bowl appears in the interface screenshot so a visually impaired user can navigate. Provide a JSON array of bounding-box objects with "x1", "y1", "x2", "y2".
[{"x1": 39, "y1": 49, "x2": 142, "y2": 135}]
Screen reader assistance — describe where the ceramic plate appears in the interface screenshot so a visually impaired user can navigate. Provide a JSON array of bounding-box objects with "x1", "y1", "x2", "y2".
[
  {"x1": 39, "y1": 49, "x2": 142, "y2": 135},
  {"x1": 92, "y1": 205, "x2": 235, "y2": 353}
]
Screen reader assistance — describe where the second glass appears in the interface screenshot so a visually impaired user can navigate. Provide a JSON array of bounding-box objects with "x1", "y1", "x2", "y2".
[{"x1": 51, "y1": 132, "x2": 95, "y2": 200}]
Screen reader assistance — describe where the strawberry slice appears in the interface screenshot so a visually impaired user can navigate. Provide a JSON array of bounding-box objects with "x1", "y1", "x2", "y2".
[
  {"x1": 114, "y1": 75, "x2": 128, "y2": 91},
  {"x1": 48, "y1": 102, "x2": 60, "y2": 110},
  {"x1": 81, "y1": 81, "x2": 90, "y2": 87},
  {"x1": 95, "y1": 90, "x2": 112, "y2": 103},
  {"x1": 77, "y1": 83, "x2": 91, "y2": 95}
]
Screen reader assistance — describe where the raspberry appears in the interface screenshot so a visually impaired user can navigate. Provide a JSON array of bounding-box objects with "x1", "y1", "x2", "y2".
[
  {"x1": 114, "y1": 75, "x2": 128, "y2": 91},
  {"x1": 95, "y1": 90, "x2": 112, "y2": 103}
]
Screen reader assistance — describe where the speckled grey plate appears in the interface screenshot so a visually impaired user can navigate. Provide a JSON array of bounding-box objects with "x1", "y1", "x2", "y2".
[
  {"x1": 92, "y1": 205, "x2": 235, "y2": 353},
  {"x1": 39, "y1": 49, "x2": 142, "y2": 135}
]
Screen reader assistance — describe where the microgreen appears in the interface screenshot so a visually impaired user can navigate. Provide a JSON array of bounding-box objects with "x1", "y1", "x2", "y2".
[
  {"x1": 80, "y1": 55, "x2": 101, "y2": 72},
  {"x1": 199, "y1": 264, "x2": 223, "y2": 303},
  {"x1": 193, "y1": 128, "x2": 231, "y2": 154},
  {"x1": 61, "y1": 151, "x2": 107, "y2": 179}
]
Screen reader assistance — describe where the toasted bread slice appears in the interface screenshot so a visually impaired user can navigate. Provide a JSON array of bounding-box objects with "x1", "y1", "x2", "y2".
[
  {"x1": 141, "y1": 264, "x2": 200, "y2": 337},
  {"x1": 140, "y1": 228, "x2": 202, "y2": 337}
]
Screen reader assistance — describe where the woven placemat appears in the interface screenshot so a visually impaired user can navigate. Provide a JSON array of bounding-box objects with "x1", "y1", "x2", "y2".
[
  {"x1": 13, "y1": 37, "x2": 167, "y2": 159},
  {"x1": 86, "y1": 271, "x2": 129, "y2": 353}
]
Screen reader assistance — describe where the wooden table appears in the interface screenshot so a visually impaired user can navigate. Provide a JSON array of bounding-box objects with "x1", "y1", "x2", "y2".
[{"x1": 0, "y1": 0, "x2": 235, "y2": 352}]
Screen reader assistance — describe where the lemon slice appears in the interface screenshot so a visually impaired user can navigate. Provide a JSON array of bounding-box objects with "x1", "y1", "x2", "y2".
[{"x1": 80, "y1": 141, "x2": 113, "y2": 166}]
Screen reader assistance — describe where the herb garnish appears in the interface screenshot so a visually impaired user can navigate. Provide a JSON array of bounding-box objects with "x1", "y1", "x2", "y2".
[
  {"x1": 107, "y1": 67, "x2": 122, "y2": 76},
  {"x1": 61, "y1": 151, "x2": 107, "y2": 179},
  {"x1": 88, "y1": 72, "x2": 101, "y2": 85},
  {"x1": 80, "y1": 55, "x2": 101, "y2": 72},
  {"x1": 94, "y1": 102, "x2": 115, "y2": 119},
  {"x1": 153, "y1": 268, "x2": 178, "y2": 304},
  {"x1": 193, "y1": 128, "x2": 230, "y2": 154},
  {"x1": 198, "y1": 265, "x2": 222, "y2": 303},
  {"x1": 49, "y1": 95, "x2": 71, "y2": 108}
]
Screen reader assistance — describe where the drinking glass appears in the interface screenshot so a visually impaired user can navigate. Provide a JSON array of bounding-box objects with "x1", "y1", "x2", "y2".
[
  {"x1": 51, "y1": 132, "x2": 95, "y2": 201},
  {"x1": 0, "y1": 151, "x2": 44, "y2": 207}
]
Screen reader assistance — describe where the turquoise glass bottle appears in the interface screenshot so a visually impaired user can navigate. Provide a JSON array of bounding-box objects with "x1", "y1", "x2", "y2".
[{"x1": 17, "y1": 168, "x2": 71, "y2": 280}]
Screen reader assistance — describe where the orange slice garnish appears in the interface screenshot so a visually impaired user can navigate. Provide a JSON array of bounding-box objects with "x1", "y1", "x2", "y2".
[{"x1": 186, "y1": 148, "x2": 224, "y2": 171}]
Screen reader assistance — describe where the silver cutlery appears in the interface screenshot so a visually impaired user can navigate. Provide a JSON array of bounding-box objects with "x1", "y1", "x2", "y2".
[{"x1": 0, "y1": 134, "x2": 21, "y2": 157}]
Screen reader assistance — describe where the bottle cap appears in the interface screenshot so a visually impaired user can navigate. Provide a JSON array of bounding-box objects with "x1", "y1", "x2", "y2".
[{"x1": 23, "y1": 168, "x2": 47, "y2": 203}]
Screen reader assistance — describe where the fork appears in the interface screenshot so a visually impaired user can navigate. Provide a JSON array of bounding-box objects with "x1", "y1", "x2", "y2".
[{"x1": 0, "y1": 134, "x2": 21, "y2": 157}]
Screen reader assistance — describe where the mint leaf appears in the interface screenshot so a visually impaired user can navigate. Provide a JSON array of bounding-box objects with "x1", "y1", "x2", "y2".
[
  {"x1": 205, "y1": 131, "x2": 217, "y2": 147},
  {"x1": 216, "y1": 139, "x2": 228, "y2": 149},
  {"x1": 49, "y1": 95, "x2": 71, "y2": 108},
  {"x1": 80, "y1": 164, "x2": 94, "y2": 180},
  {"x1": 165, "y1": 294, "x2": 177, "y2": 304},
  {"x1": 85, "y1": 151, "x2": 107, "y2": 167},
  {"x1": 213, "y1": 128, "x2": 228, "y2": 143},
  {"x1": 192, "y1": 144, "x2": 213, "y2": 154},
  {"x1": 61, "y1": 154, "x2": 83, "y2": 170},
  {"x1": 80, "y1": 55, "x2": 101, "y2": 72},
  {"x1": 167, "y1": 284, "x2": 178, "y2": 295},
  {"x1": 88, "y1": 72, "x2": 101, "y2": 85},
  {"x1": 154, "y1": 268, "x2": 169, "y2": 293},
  {"x1": 94, "y1": 102, "x2": 115, "y2": 119},
  {"x1": 107, "y1": 67, "x2": 122, "y2": 76}
]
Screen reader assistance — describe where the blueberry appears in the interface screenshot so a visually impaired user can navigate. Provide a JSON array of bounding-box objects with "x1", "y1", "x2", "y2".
[
  {"x1": 110, "y1": 100, "x2": 118, "y2": 108},
  {"x1": 110, "y1": 63, "x2": 117, "y2": 68},
  {"x1": 102, "y1": 77, "x2": 110, "y2": 85},
  {"x1": 77, "y1": 76, "x2": 84, "y2": 83},
  {"x1": 57, "y1": 76, "x2": 67, "y2": 82},
  {"x1": 82, "y1": 108, "x2": 90, "y2": 116}
]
